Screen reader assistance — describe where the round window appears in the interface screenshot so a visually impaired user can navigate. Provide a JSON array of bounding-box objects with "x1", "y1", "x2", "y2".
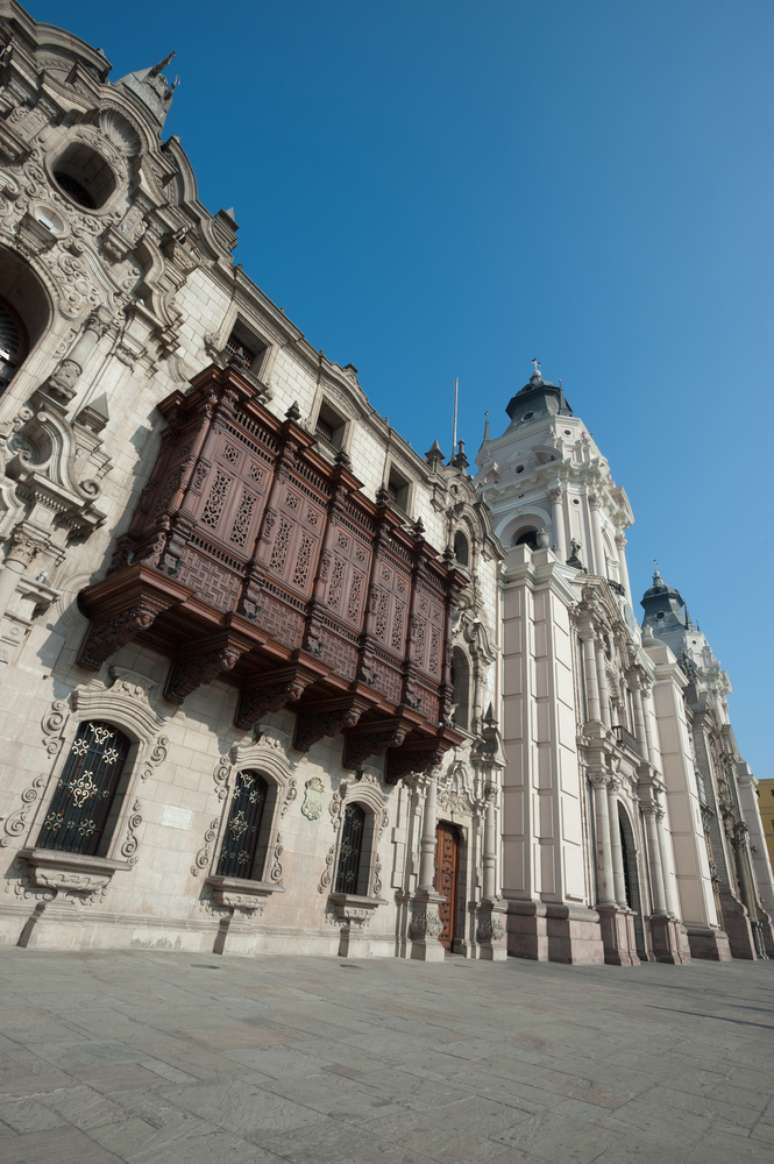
[{"x1": 53, "y1": 143, "x2": 116, "y2": 210}]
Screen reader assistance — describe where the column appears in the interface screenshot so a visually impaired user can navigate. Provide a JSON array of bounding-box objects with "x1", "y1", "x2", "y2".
[
  {"x1": 643, "y1": 804, "x2": 668, "y2": 914},
  {"x1": 596, "y1": 647, "x2": 612, "y2": 728},
  {"x1": 630, "y1": 676, "x2": 648, "y2": 758},
  {"x1": 656, "y1": 805, "x2": 681, "y2": 917},
  {"x1": 590, "y1": 773, "x2": 616, "y2": 905},
  {"x1": 588, "y1": 494, "x2": 607, "y2": 578},
  {"x1": 482, "y1": 788, "x2": 497, "y2": 900},
  {"x1": 615, "y1": 531, "x2": 634, "y2": 607},
  {"x1": 549, "y1": 486, "x2": 566, "y2": 562},
  {"x1": 641, "y1": 684, "x2": 659, "y2": 768},
  {"x1": 0, "y1": 527, "x2": 40, "y2": 626},
  {"x1": 417, "y1": 773, "x2": 438, "y2": 893},
  {"x1": 580, "y1": 630, "x2": 602, "y2": 724},
  {"x1": 607, "y1": 779, "x2": 627, "y2": 906},
  {"x1": 46, "y1": 307, "x2": 111, "y2": 406}
]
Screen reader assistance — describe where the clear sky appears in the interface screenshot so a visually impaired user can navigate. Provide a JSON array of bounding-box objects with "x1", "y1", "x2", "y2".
[{"x1": 37, "y1": 0, "x2": 774, "y2": 772}]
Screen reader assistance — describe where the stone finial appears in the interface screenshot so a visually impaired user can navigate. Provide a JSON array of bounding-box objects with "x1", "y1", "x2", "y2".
[
  {"x1": 285, "y1": 401, "x2": 301, "y2": 422},
  {"x1": 450, "y1": 440, "x2": 469, "y2": 470},
  {"x1": 117, "y1": 53, "x2": 178, "y2": 127},
  {"x1": 425, "y1": 439, "x2": 444, "y2": 467}
]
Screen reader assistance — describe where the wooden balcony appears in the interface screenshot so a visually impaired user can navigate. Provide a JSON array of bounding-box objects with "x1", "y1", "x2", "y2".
[{"x1": 77, "y1": 365, "x2": 464, "y2": 779}]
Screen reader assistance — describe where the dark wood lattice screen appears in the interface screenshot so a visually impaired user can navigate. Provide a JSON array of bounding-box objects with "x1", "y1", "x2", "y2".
[
  {"x1": 36, "y1": 720, "x2": 131, "y2": 856},
  {"x1": 335, "y1": 803, "x2": 369, "y2": 895},
  {"x1": 216, "y1": 770, "x2": 269, "y2": 878}
]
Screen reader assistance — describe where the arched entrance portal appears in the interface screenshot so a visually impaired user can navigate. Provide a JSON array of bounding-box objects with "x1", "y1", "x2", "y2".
[
  {"x1": 619, "y1": 805, "x2": 647, "y2": 960},
  {"x1": 434, "y1": 821, "x2": 462, "y2": 951}
]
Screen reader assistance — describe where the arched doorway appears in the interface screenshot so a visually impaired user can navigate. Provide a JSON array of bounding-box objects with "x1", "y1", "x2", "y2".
[
  {"x1": 434, "y1": 821, "x2": 462, "y2": 951},
  {"x1": 618, "y1": 805, "x2": 647, "y2": 960}
]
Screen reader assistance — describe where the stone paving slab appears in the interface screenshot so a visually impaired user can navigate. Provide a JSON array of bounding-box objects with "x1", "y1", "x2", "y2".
[{"x1": 0, "y1": 949, "x2": 772, "y2": 1162}]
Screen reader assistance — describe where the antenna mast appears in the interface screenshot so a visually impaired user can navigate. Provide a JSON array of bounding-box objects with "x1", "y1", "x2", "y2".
[{"x1": 451, "y1": 377, "x2": 459, "y2": 453}]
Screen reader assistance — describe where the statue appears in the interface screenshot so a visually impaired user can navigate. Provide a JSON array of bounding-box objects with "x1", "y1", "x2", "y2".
[{"x1": 567, "y1": 539, "x2": 584, "y2": 570}]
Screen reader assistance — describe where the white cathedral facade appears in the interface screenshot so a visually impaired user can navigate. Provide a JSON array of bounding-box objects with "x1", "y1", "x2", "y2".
[{"x1": 0, "y1": 1, "x2": 771, "y2": 967}]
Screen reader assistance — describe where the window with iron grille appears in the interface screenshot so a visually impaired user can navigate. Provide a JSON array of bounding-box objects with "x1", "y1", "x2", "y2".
[
  {"x1": 217, "y1": 770, "x2": 270, "y2": 878},
  {"x1": 36, "y1": 721, "x2": 131, "y2": 856},
  {"x1": 335, "y1": 803, "x2": 371, "y2": 895}
]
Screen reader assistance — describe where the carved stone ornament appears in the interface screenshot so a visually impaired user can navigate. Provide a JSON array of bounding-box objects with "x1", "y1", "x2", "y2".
[
  {"x1": 19, "y1": 848, "x2": 131, "y2": 899},
  {"x1": 476, "y1": 899, "x2": 508, "y2": 944},
  {"x1": 119, "y1": 799, "x2": 143, "y2": 866},
  {"x1": 192, "y1": 817, "x2": 219, "y2": 878},
  {"x1": 1, "y1": 699, "x2": 68, "y2": 847},
  {"x1": 409, "y1": 900, "x2": 444, "y2": 941},
  {"x1": 329, "y1": 891, "x2": 384, "y2": 927},
  {"x1": 301, "y1": 776, "x2": 325, "y2": 821},
  {"x1": 204, "y1": 873, "x2": 283, "y2": 914}
]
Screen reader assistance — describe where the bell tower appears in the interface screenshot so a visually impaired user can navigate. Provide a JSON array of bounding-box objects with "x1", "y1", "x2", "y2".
[{"x1": 477, "y1": 361, "x2": 634, "y2": 606}]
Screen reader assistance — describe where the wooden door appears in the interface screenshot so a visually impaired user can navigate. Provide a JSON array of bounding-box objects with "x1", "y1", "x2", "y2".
[{"x1": 434, "y1": 822, "x2": 461, "y2": 951}]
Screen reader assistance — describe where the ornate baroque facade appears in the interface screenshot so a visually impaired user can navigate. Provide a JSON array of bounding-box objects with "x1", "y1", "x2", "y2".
[{"x1": 0, "y1": 3, "x2": 770, "y2": 966}]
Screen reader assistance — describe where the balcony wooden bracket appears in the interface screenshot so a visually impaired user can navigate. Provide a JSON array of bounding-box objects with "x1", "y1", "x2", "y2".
[
  {"x1": 234, "y1": 662, "x2": 318, "y2": 732},
  {"x1": 164, "y1": 626, "x2": 255, "y2": 705},
  {"x1": 293, "y1": 694, "x2": 370, "y2": 754},
  {"x1": 76, "y1": 565, "x2": 191, "y2": 672}
]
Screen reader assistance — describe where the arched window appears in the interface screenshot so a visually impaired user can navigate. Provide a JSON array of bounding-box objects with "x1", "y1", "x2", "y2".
[
  {"x1": 0, "y1": 296, "x2": 28, "y2": 394},
  {"x1": 217, "y1": 770, "x2": 271, "y2": 879},
  {"x1": 37, "y1": 720, "x2": 131, "y2": 856},
  {"x1": 513, "y1": 527, "x2": 539, "y2": 551},
  {"x1": 335, "y1": 803, "x2": 371, "y2": 895},
  {"x1": 453, "y1": 530, "x2": 470, "y2": 567},
  {"x1": 0, "y1": 249, "x2": 51, "y2": 395},
  {"x1": 451, "y1": 646, "x2": 471, "y2": 732}
]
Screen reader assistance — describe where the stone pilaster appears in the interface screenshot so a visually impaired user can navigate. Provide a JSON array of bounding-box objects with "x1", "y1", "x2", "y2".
[{"x1": 409, "y1": 773, "x2": 445, "y2": 962}]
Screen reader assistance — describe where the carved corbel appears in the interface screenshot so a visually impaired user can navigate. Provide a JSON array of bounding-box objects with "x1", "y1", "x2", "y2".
[
  {"x1": 385, "y1": 734, "x2": 452, "y2": 783},
  {"x1": 76, "y1": 567, "x2": 190, "y2": 671},
  {"x1": 164, "y1": 629, "x2": 254, "y2": 704},
  {"x1": 233, "y1": 663, "x2": 317, "y2": 731},
  {"x1": 342, "y1": 716, "x2": 413, "y2": 772},
  {"x1": 293, "y1": 694, "x2": 369, "y2": 753}
]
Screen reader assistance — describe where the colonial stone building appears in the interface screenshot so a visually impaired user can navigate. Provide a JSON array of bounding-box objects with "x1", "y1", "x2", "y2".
[
  {"x1": 477, "y1": 366, "x2": 774, "y2": 964},
  {"x1": 0, "y1": 2, "x2": 770, "y2": 967},
  {"x1": 758, "y1": 779, "x2": 774, "y2": 877},
  {"x1": 642, "y1": 572, "x2": 774, "y2": 959},
  {"x1": 0, "y1": 1, "x2": 505, "y2": 961}
]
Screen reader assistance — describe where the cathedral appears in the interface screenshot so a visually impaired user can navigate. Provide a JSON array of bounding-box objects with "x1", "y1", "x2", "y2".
[{"x1": 0, "y1": 1, "x2": 770, "y2": 967}]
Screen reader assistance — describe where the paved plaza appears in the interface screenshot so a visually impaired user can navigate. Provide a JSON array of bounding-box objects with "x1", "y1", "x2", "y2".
[{"x1": 0, "y1": 951, "x2": 772, "y2": 1163}]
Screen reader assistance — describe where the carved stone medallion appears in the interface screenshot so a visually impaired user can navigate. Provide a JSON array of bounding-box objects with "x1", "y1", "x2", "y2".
[{"x1": 301, "y1": 776, "x2": 325, "y2": 821}]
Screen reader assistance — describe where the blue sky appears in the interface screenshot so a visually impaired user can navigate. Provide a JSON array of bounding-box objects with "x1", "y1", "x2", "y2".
[{"x1": 39, "y1": 1, "x2": 773, "y2": 772}]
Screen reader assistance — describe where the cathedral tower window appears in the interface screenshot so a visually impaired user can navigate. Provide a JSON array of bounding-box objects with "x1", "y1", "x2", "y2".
[
  {"x1": 513, "y1": 527, "x2": 539, "y2": 551},
  {"x1": 0, "y1": 296, "x2": 28, "y2": 394},
  {"x1": 217, "y1": 770, "x2": 274, "y2": 879},
  {"x1": 53, "y1": 143, "x2": 117, "y2": 210},
  {"x1": 36, "y1": 721, "x2": 131, "y2": 856},
  {"x1": 451, "y1": 646, "x2": 471, "y2": 732},
  {"x1": 453, "y1": 530, "x2": 470, "y2": 567},
  {"x1": 335, "y1": 803, "x2": 373, "y2": 895}
]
